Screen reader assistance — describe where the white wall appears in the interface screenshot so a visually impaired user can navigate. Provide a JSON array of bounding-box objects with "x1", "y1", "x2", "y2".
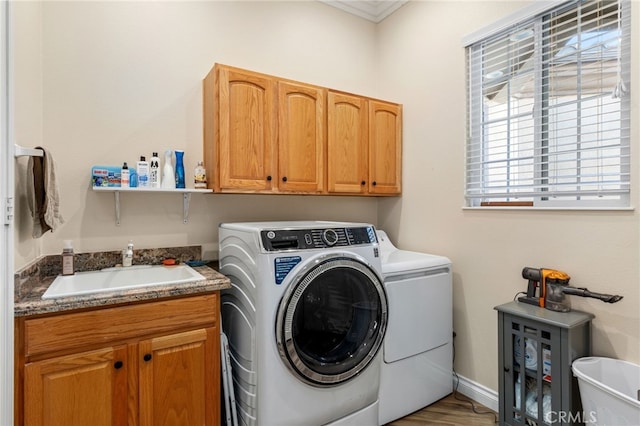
[
  {"x1": 376, "y1": 0, "x2": 640, "y2": 391},
  {"x1": 13, "y1": 0, "x2": 380, "y2": 267},
  {"x1": 13, "y1": 0, "x2": 43, "y2": 264}
]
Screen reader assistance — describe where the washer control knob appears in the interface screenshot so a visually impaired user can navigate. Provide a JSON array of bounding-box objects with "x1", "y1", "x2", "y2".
[{"x1": 322, "y1": 229, "x2": 339, "y2": 246}]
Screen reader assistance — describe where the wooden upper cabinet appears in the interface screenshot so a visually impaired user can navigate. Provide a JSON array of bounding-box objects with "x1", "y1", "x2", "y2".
[
  {"x1": 278, "y1": 81, "x2": 325, "y2": 193},
  {"x1": 205, "y1": 65, "x2": 277, "y2": 192},
  {"x1": 204, "y1": 63, "x2": 402, "y2": 196},
  {"x1": 369, "y1": 100, "x2": 402, "y2": 195},
  {"x1": 327, "y1": 92, "x2": 368, "y2": 194}
]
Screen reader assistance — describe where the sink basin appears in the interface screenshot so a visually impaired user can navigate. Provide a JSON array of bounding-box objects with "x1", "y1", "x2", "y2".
[{"x1": 42, "y1": 264, "x2": 206, "y2": 299}]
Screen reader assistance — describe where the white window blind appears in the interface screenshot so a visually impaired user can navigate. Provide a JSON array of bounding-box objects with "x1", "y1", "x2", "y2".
[{"x1": 465, "y1": 0, "x2": 630, "y2": 208}]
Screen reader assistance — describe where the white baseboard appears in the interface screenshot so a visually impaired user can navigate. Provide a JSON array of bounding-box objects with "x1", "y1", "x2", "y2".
[{"x1": 452, "y1": 372, "x2": 499, "y2": 413}]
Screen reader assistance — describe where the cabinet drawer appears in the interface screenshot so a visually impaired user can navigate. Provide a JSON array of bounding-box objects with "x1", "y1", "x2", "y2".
[{"x1": 23, "y1": 294, "x2": 218, "y2": 357}]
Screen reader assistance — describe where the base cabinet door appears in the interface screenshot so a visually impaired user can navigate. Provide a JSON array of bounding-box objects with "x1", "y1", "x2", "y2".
[
  {"x1": 139, "y1": 328, "x2": 217, "y2": 426},
  {"x1": 24, "y1": 346, "x2": 128, "y2": 426}
]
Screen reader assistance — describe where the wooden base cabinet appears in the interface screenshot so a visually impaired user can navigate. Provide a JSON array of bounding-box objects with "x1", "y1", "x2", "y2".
[{"x1": 15, "y1": 294, "x2": 220, "y2": 426}]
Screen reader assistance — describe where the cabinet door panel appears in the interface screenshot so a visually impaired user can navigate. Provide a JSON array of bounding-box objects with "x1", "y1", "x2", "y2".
[
  {"x1": 327, "y1": 92, "x2": 368, "y2": 194},
  {"x1": 24, "y1": 346, "x2": 128, "y2": 426},
  {"x1": 139, "y1": 327, "x2": 217, "y2": 426},
  {"x1": 369, "y1": 100, "x2": 402, "y2": 195},
  {"x1": 217, "y1": 66, "x2": 276, "y2": 191},
  {"x1": 278, "y1": 82, "x2": 325, "y2": 192}
]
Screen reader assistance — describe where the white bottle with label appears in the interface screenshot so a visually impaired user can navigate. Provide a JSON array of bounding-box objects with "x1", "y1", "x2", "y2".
[
  {"x1": 121, "y1": 162, "x2": 130, "y2": 188},
  {"x1": 137, "y1": 156, "x2": 149, "y2": 188},
  {"x1": 150, "y1": 152, "x2": 160, "y2": 188}
]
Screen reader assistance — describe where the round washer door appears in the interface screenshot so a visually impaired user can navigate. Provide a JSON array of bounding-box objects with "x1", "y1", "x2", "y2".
[{"x1": 275, "y1": 255, "x2": 388, "y2": 386}]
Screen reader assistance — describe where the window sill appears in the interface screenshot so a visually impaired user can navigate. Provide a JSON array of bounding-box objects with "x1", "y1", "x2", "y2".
[{"x1": 462, "y1": 206, "x2": 635, "y2": 212}]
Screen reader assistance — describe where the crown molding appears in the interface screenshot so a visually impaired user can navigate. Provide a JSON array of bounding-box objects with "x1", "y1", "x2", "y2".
[{"x1": 319, "y1": 0, "x2": 409, "y2": 23}]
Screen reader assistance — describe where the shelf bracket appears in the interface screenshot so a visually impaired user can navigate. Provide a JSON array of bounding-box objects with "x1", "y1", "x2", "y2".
[
  {"x1": 183, "y1": 193, "x2": 191, "y2": 224},
  {"x1": 114, "y1": 191, "x2": 121, "y2": 226}
]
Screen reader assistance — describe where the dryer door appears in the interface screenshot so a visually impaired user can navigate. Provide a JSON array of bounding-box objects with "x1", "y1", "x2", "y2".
[{"x1": 276, "y1": 255, "x2": 387, "y2": 386}]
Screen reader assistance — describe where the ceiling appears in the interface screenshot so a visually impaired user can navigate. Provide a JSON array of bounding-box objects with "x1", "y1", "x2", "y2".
[{"x1": 319, "y1": 1, "x2": 409, "y2": 23}]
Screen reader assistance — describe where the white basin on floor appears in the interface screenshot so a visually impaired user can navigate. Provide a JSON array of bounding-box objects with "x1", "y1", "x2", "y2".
[{"x1": 42, "y1": 264, "x2": 206, "y2": 299}]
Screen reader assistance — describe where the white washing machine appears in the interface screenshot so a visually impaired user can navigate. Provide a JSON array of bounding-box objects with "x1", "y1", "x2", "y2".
[
  {"x1": 376, "y1": 230, "x2": 453, "y2": 425},
  {"x1": 219, "y1": 221, "x2": 388, "y2": 426}
]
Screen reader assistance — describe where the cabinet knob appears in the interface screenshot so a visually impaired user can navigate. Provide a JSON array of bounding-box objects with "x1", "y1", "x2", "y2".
[
  {"x1": 143, "y1": 354, "x2": 152, "y2": 362},
  {"x1": 504, "y1": 366, "x2": 510, "y2": 373},
  {"x1": 282, "y1": 176, "x2": 287, "y2": 182},
  {"x1": 361, "y1": 180, "x2": 366, "y2": 186},
  {"x1": 266, "y1": 175, "x2": 272, "y2": 181},
  {"x1": 372, "y1": 181, "x2": 377, "y2": 186},
  {"x1": 114, "y1": 361, "x2": 124, "y2": 369}
]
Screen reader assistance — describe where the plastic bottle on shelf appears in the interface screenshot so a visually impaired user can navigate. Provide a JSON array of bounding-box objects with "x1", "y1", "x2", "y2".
[
  {"x1": 194, "y1": 161, "x2": 207, "y2": 189},
  {"x1": 121, "y1": 162, "x2": 130, "y2": 188},
  {"x1": 137, "y1": 156, "x2": 149, "y2": 188},
  {"x1": 150, "y1": 152, "x2": 160, "y2": 188},
  {"x1": 175, "y1": 150, "x2": 185, "y2": 189},
  {"x1": 162, "y1": 149, "x2": 175, "y2": 189}
]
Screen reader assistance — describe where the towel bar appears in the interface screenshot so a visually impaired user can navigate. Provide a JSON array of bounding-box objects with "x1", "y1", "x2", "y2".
[{"x1": 14, "y1": 144, "x2": 44, "y2": 158}]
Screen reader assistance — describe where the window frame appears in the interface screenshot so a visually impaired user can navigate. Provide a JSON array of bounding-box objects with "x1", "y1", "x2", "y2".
[{"x1": 464, "y1": 0, "x2": 631, "y2": 209}]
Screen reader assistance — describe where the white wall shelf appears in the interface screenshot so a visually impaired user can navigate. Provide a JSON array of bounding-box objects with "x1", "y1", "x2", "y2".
[{"x1": 93, "y1": 187, "x2": 213, "y2": 225}]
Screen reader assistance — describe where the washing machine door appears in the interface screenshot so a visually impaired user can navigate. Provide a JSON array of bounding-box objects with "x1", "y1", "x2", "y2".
[{"x1": 276, "y1": 254, "x2": 387, "y2": 386}]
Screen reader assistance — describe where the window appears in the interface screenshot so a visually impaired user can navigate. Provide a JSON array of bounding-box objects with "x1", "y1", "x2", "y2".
[{"x1": 465, "y1": 0, "x2": 630, "y2": 208}]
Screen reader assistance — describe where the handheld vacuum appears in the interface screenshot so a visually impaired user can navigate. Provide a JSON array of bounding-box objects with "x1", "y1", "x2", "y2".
[{"x1": 518, "y1": 266, "x2": 623, "y2": 312}]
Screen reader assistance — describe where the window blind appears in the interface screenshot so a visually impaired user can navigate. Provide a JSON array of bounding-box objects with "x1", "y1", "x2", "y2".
[{"x1": 465, "y1": 0, "x2": 630, "y2": 208}]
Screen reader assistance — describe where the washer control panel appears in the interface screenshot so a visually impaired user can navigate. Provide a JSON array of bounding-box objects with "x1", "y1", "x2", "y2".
[{"x1": 261, "y1": 226, "x2": 377, "y2": 251}]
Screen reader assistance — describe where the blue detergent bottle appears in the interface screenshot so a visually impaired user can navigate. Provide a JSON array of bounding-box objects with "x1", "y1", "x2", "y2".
[{"x1": 175, "y1": 150, "x2": 185, "y2": 188}]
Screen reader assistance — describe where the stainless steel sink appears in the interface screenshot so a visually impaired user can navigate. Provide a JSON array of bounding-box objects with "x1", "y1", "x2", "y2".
[{"x1": 42, "y1": 264, "x2": 206, "y2": 299}]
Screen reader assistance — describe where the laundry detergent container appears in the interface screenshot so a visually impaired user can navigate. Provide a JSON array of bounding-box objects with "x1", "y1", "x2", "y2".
[{"x1": 572, "y1": 357, "x2": 640, "y2": 425}]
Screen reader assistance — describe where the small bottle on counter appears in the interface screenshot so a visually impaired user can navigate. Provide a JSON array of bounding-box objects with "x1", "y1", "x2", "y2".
[
  {"x1": 122, "y1": 241, "x2": 134, "y2": 267},
  {"x1": 62, "y1": 240, "x2": 75, "y2": 276},
  {"x1": 194, "y1": 161, "x2": 207, "y2": 189},
  {"x1": 137, "y1": 156, "x2": 149, "y2": 188},
  {"x1": 121, "y1": 162, "x2": 130, "y2": 188}
]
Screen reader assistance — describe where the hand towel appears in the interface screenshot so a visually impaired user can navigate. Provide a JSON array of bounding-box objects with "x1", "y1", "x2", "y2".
[{"x1": 27, "y1": 146, "x2": 64, "y2": 238}]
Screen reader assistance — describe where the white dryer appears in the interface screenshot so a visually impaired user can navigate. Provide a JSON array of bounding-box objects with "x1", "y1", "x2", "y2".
[
  {"x1": 219, "y1": 221, "x2": 388, "y2": 426},
  {"x1": 376, "y1": 230, "x2": 453, "y2": 425}
]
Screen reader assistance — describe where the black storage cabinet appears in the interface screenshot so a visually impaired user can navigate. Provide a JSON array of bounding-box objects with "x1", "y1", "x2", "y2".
[{"x1": 495, "y1": 302, "x2": 594, "y2": 426}]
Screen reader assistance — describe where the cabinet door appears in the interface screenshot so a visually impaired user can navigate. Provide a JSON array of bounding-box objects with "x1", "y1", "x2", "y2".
[
  {"x1": 369, "y1": 100, "x2": 402, "y2": 195},
  {"x1": 278, "y1": 81, "x2": 325, "y2": 193},
  {"x1": 327, "y1": 92, "x2": 368, "y2": 194},
  {"x1": 23, "y1": 346, "x2": 128, "y2": 426},
  {"x1": 139, "y1": 327, "x2": 218, "y2": 426},
  {"x1": 213, "y1": 65, "x2": 277, "y2": 191}
]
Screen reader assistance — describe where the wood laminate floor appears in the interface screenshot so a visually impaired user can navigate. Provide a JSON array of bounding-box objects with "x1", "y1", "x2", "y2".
[{"x1": 388, "y1": 393, "x2": 498, "y2": 425}]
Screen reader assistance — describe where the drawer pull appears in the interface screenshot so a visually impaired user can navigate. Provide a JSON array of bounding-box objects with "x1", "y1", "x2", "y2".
[
  {"x1": 143, "y1": 353, "x2": 152, "y2": 362},
  {"x1": 114, "y1": 361, "x2": 123, "y2": 369}
]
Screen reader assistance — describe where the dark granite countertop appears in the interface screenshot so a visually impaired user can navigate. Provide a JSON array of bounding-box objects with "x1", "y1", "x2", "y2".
[{"x1": 14, "y1": 246, "x2": 230, "y2": 317}]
